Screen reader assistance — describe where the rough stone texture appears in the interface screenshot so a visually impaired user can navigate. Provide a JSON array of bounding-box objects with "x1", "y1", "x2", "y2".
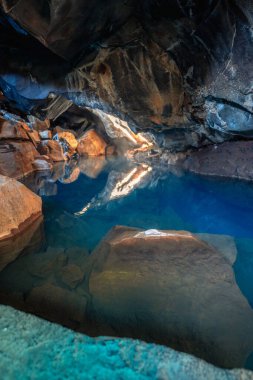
[
  {"x1": 0, "y1": 117, "x2": 29, "y2": 140},
  {"x1": 77, "y1": 129, "x2": 107, "y2": 157},
  {"x1": 56, "y1": 130, "x2": 78, "y2": 155},
  {"x1": 90, "y1": 226, "x2": 253, "y2": 369},
  {"x1": 1, "y1": 0, "x2": 252, "y2": 146},
  {"x1": 0, "y1": 0, "x2": 134, "y2": 61},
  {"x1": 184, "y1": 141, "x2": 253, "y2": 180},
  {"x1": 0, "y1": 175, "x2": 42, "y2": 240},
  {"x1": 0, "y1": 140, "x2": 40, "y2": 178},
  {"x1": 26, "y1": 129, "x2": 41, "y2": 146},
  {"x1": 1, "y1": 305, "x2": 252, "y2": 380},
  {"x1": 38, "y1": 140, "x2": 66, "y2": 162},
  {"x1": 29, "y1": 117, "x2": 51, "y2": 132}
]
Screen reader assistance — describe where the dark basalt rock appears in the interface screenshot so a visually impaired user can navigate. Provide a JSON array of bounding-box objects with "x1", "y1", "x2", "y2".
[
  {"x1": 184, "y1": 140, "x2": 253, "y2": 181},
  {"x1": 0, "y1": 0, "x2": 135, "y2": 61},
  {"x1": 0, "y1": 1, "x2": 252, "y2": 150}
]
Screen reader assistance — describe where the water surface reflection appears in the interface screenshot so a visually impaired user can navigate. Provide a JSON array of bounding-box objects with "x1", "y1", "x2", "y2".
[{"x1": 1, "y1": 157, "x2": 253, "y2": 370}]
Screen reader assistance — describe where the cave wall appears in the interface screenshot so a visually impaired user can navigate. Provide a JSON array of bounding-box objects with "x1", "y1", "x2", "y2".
[{"x1": 0, "y1": 0, "x2": 252, "y2": 151}]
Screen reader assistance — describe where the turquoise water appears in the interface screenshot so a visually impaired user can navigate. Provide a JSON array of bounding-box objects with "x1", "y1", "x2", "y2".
[
  {"x1": 1, "y1": 305, "x2": 252, "y2": 380},
  {"x1": 1, "y1": 158, "x2": 253, "y2": 370},
  {"x1": 44, "y1": 161, "x2": 253, "y2": 249}
]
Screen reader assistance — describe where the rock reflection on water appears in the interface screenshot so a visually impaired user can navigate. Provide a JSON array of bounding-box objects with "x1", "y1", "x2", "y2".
[
  {"x1": 75, "y1": 162, "x2": 152, "y2": 216},
  {"x1": 0, "y1": 216, "x2": 44, "y2": 272},
  {"x1": 2, "y1": 158, "x2": 253, "y2": 370}
]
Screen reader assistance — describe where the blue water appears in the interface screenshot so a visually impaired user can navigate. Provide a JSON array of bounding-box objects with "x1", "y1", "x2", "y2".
[
  {"x1": 2, "y1": 158, "x2": 253, "y2": 370},
  {"x1": 41, "y1": 159, "x2": 253, "y2": 313},
  {"x1": 43, "y1": 162, "x2": 253, "y2": 249}
]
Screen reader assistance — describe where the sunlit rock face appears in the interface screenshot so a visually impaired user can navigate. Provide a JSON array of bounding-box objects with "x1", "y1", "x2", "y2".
[
  {"x1": 1, "y1": 306, "x2": 253, "y2": 380},
  {"x1": 0, "y1": 175, "x2": 42, "y2": 239},
  {"x1": 77, "y1": 129, "x2": 108, "y2": 157}
]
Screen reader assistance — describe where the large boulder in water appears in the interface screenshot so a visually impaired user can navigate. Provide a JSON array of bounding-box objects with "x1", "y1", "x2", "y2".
[{"x1": 89, "y1": 226, "x2": 253, "y2": 369}]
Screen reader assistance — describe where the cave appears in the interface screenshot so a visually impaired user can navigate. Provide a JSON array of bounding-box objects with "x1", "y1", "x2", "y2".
[{"x1": 0, "y1": 1, "x2": 253, "y2": 379}]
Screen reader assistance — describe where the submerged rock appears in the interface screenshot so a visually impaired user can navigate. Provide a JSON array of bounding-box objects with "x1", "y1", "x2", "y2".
[
  {"x1": 89, "y1": 226, "x2": 253, "y2": 369},
  {"x1": 1, "y1": 222, "x2": 253, "y2": 369},
  {"x1": 0, "y1": 305, "x2": 253, "y2": 380}
]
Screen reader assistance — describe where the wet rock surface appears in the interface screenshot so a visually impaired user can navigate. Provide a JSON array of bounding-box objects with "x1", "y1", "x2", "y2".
[{"x1": 1, "y1": 305, "x2": 252, "y2": 380}]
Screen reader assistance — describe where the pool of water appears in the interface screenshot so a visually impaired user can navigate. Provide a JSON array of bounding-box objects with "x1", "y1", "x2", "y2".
[{"x1": 1, "y1": 158, "x2": 253, "y2": 370}]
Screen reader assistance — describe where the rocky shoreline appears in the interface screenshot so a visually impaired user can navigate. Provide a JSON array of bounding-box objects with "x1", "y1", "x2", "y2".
[{"x1": 2, "y1": 305, "x2": 253, "y2": 380}]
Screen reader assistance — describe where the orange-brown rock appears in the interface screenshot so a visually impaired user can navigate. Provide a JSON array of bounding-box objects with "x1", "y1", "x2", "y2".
[
  {"x1": 26, "y1": 129, "x2": 41, "y2": 146},
  {"x1": 86, "y1": 108, "x2": 153, "y2": 155},
  {"x1": 89, "y1": 226, "x2": 253, "y2": 369},
  {"x1": 38, "y1": 140, "x2": 66, "y2": 162},
  {"x1": 0, "y1": 118, "x2": 29, "y2": 141},
  {"x1": 77, "y1": 129, "x2": 107, "y2": 157},
  {"x1": 57, "y1": 131, "x2": 78, "y2": 155},
  {"x1": 29, "y1": 117, "x2": 50, "y2": 132},
  {"x1": 0, "y1": 140, "x2": 39, "y2": 179},
  {"x1": 0, "y1": 175, "x2": 42, "y2": 242},
  {"x1": 32, "y1": 157, "x2": 53, "y2": 172}
]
